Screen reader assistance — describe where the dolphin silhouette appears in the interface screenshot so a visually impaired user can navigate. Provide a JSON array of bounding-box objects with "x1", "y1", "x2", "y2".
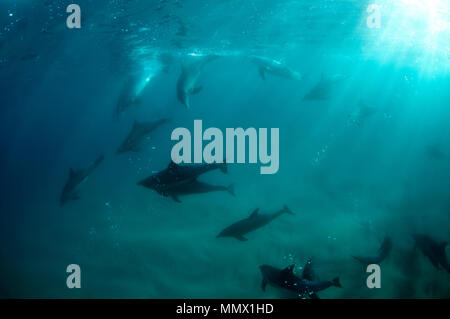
[
  {"x1": 217, "y1": 205, "x2": 293, "y2": 241},
  {"x1": 115, "y1": 76, "x2": 141, "y2": 117},
  {"x1": 413, "y1": 234, "x2": 450, "y2": 273},
  {"x1": 117, "y1": 118, "x2": 170, "y2": 153},
  {"x1": 176, "y1": 54, "x2": 219, "y2": 108},
  {"x1": 138, "y1": 161, "x2": 227, "y2": 195},
  {"x1": 304, "y1": 73, "x2": 347, "y2": 100},
  {"x1": 353, "y1": 237, "x2": 393, "y2": 265},
  {"x1": 250, "y1": 56, "x2": 303, "y2": 80},
  {"x1": 60, "y1": 155, "x2": 104, "y2": 206}
]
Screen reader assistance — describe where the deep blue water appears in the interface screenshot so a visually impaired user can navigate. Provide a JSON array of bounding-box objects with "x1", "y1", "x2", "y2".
[{"x1": 0, "y1": 0, "x2": 449, "y2": 298}]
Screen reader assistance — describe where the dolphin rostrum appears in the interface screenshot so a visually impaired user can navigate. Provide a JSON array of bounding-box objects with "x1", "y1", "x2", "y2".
[
  {"x1": 138, "y1": 161, "x2": 227, "y2": 195},
  {"x1": 413, "y1": 234, "x2": 450, "y2": 273},
  {"x1": 250, "y1": 56, "x2": 303, "y2": 80},
  {"x1": 117, "y1": 118, "x2": 170, "y2": 153},
  {"x1": 259, "y1": 264, "x2": 341, "y2": 299},
  {"x1": 216, "y1": 205, "x2": 293, "y2": 241},
  {"x1": 60, "y1": 155, "x2": 104, "y2": 206},
  {"x1": 352, "y1": 237, "x2": 393, "y2": 265},
  {"x1": 176, "y1": 54, "x2": 219, "y2": 108}
]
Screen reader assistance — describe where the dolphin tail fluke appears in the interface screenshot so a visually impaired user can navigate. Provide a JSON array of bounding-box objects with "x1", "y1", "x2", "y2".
[
  {"x1": 283, "y1": 205, "x2": 294, "y2": 215},
  {"x1": 227, "y1": 184, "x2": 235, "y2": 196},
  {"x1": 332, "y1": 277, "x2": 342, "y2": 288}
]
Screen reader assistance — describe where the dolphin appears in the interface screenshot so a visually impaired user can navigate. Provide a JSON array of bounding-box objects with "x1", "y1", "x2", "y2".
[
  {"x1": 259, "y1": 264, "x2": 341, "y2": 299},
  {"x1": 115, "y1": 76, "x2": 141, "y2": 117},
  {"x1": 117, "y1": 118, "x2": 170, "y2": 153},
  {"x1": 60, "y1": 155, "x2": 104, "y2": 206},
  {"x1": 176, "y1": 54, "x2": 219, "y2": 108},
  {"x1": 348, "y1": 99, "x2": 378, "y2": 126},
  {"x1": 162, "y1": 180, "x2": 234, "y2": 203},
  {"x1": 216, "y1": 205, "x2": 293, "y2": 241},
  {"x1": 352, "y1": 237, "x2": 393, "y2": 265},
  {"x1": 250, "y1": 56, "x2": 303, "y2": 80},
  {"x1": 426, "y1": 144, "x2": 450, "y2": 161},
  {"x1": 138, "y1": 161, "x2": 227, "y2": 195},
  {"x1": 413, "y1": 234, "x2": 450, "y2": 273},
  {"x1": 303, "y1": 73, "x2": 347, "y2": 100}
]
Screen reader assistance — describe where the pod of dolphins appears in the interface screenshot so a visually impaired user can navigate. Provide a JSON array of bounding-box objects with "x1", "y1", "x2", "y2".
[{"x1": 58, "y1": 51, "x2": 449, "y2": 299}]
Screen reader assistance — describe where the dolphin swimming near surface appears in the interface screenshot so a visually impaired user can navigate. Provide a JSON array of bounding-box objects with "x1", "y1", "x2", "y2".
[
  {"x1": 303, "y1": 73, "x2": 347, "y2": 100},
  {"x1": 115, "y1": 76, "x2": 141, "y2": 117},
  {"x1": 60, "y1": 155, "x2": 104, "y2": 206},
  {"x1": 162, "y1": 180, "x2": 234, "y2": 203},
  {"x1": 138, "y1": 161, "x2": 227, "y2": 195},
  {"x1": 117, "y1": 118, "x2": 170, "y2": 153},
  {"x1": 352, "y1": 237, "x2": 393, "y2": 265},
  {"x1": 413, "y1": 234, "x2": 450, "y2": 273},
  {"x1": 176, "y1": 54, "x2": 219, "y2": 108},
  {"x1": 259, "y1": 264, "x2": 341, "y2": 299},
  {"x1": 250, "y1": 56, "x2": 303, "y2": 80},
  {"x1": 216, "y1": 205, "x2": 293, "y2": 241}
]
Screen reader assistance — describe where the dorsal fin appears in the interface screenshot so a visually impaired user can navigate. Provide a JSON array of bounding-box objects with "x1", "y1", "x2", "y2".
[
  {"x1": 69, "y1": 168, "x2": 75, "y2": 178},
  {"x1": 168, "y1": 161, "x2": 179, "y2": 170},
  {"x1": 249, "y1": 208, "x2": 259, "y2": 218},
  {"x1": 133, "y1": 120, "x2": 141, "y2": 128},
  {"x1": 301, "y1": 259, "x2": 315, "y2": 281}
]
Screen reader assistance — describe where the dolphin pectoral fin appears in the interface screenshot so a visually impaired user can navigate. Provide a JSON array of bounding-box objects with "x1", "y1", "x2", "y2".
[
  {"x1": 235, "y1": 235, "x2": 248, "y2": 242},
  {"x1": 258, "y1": 67, "x2": 266, "y2": 80},
  {"x1": 262, "y1": 278, "x2": 267, "y2": 291},
  {"x1": 170, "y1": 194, "x2": 182, "y2": 203},
  {"x1": 191, "y1": 86, "x2": 203, "y2": 95}
]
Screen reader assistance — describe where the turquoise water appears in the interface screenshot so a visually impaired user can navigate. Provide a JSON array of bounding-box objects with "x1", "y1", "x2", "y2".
[{"x1": 0, "y1": 0, "x2": 449, "y2": 298}]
